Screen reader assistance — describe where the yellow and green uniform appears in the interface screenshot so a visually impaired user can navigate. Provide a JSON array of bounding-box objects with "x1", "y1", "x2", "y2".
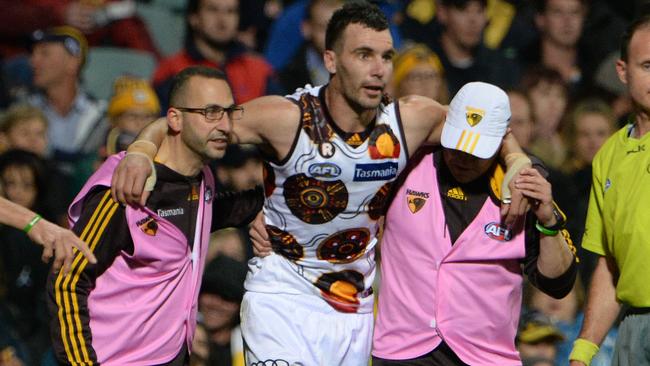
[{"x1": 583, "y1": 124, "x2": 650, "y2": 306}]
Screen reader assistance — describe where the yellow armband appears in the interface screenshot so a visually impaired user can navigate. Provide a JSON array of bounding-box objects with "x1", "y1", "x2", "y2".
[{"x1": 569, "y1": 338, "x2": 600, "y2": 365}]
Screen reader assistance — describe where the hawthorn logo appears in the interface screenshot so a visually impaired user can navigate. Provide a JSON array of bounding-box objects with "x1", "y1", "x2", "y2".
[
  {"x1": 406, "y1": 188, "x2": 429, "y2": 213},
  {"x1": 465, "y1": 106, "x2": 485, "y2": 127},
  {"x1": 137, "y1": 216, "x2": 158, "y2": 236}
]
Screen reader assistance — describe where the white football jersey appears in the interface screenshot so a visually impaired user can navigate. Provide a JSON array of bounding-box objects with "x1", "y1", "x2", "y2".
[{"x1": 245, "y1": 85, "x2": 408, "y2": 313}]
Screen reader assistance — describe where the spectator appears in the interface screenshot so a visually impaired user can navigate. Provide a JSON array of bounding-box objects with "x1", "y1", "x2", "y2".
[
  {"x1": 100, "y1": 76, "x2": 160, "y2": 159},
  {"x1": 198, "y1": 255, "x2": 247, "y2": 366},
  {"x1": 517, "y1": 309, "x2": 565, "y2": 364},
  {"x1": 561, "y1": 98, "x2": 616, "y2": 285},
  {"x1": 106, "y1": 76, "x2": 160, "y2": 136},
  {"x1": 0, "y1": 104, "x2": 48, "y2": 157},
  {"x1": 0, "y1": 0, "x2": 160, "y2": 59},
  {"x1": 507, "y1": 89, "x2": 534, "y2": 149},
  {"x1": 387, "y1": 44, "x2": 449, "y2": 103},
  {"x1": 214, "y1": 144, "x2": 262, "y2": 192},
  {"x1": 0, "y1": 150, "x2": 56, "y2": 364},
  {"x1": 278, "y1": 0, "x2": 342, "y2": 93},
  {"x1": 208, "y1": 227, "x2": 250, "y2": 263},
  {"x1": 522, "y1": 0, "x2": 588, "y2": 91},
  {"x1": 0, "y1": 104, "x2": 79, "y2": 224},
  {"x1": 153, "y1": 0, "x2": 280, "y2": 108},
  {"x1": 26, "y1": 26, "x2": 108, "y2": 198},
  {"x1": 522, "y1": 66, "x2": 569, "y2": 170},
  {"x1": 263, "y1": 0, "x2": 402, "y2": 71},
  {"x1": 190, "y1": 321, "x2": 210, "y2": 366},
  {"x1": 430, "y1": 0, "x2": 521, "y2": 95},
  {"x1": 526, "y1": 280, "x2": 617, "y2": 366}
]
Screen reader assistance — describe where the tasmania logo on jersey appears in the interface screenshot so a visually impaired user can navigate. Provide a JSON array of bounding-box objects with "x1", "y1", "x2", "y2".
[
  {"x1": 353, "y1": 162, "x2": 398, "y2": 182},
  {"x1": 484, "y1": 222, "x2": 511, "y2": 241},
  {"x1": 406, "y1": 188, "x2": 429, "y2": 213}
]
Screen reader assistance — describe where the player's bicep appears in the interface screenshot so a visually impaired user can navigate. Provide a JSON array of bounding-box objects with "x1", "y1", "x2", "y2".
[
  {"x1": 399, "y1": 96, "x2": 446, "y2": 154},
  {"x1": 232, "y1": 96, "x2": 299, "y2": 146}
]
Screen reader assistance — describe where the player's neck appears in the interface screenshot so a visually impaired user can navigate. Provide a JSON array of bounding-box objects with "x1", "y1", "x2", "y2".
[
  {"x1": 156, "y1": 136, "x2": 203, "y2": 177},
  {"x1": 324, "y1": 84, "x2": 376, "y2": 133}
]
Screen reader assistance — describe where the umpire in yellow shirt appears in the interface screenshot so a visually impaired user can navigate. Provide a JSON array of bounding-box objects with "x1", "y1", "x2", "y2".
[{"x1": 569, "y1": 14, "x2": 650, "y2": 366}]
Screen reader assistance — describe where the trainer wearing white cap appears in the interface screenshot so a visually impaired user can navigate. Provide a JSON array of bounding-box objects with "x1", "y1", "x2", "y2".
[{"x1": 373, "y1": 82, "x2": 578, "y2": 366}]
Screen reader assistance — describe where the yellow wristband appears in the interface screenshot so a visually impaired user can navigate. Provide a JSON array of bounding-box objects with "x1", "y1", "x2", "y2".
[{"x1": 569, "y1": 338, "x2": 599, "y2": 365}]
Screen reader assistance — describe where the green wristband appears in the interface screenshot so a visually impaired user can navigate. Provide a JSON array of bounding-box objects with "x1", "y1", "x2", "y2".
[
  {"x1": 535, "y1": 221, "x2": 559, "y2": 236},
  {"x1": 23, "y1": 214, "x2": 42, "y2": 234},
  {"x1": 569, "y1": 338, "x2": 599, "y2": 365}
]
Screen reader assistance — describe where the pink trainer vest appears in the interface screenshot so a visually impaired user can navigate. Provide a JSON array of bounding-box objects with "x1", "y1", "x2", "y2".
[
  {"x1": 68, "y1": 153, "x2": 214, "y2": 365},
  {"x1": 373, "y1": 152, "x2": 526, "y2": 365}
]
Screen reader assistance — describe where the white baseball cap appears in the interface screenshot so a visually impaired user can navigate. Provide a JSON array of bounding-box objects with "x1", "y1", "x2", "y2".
[{"x1": 441, "y1": 82, "x2": 511, "y2": 159}]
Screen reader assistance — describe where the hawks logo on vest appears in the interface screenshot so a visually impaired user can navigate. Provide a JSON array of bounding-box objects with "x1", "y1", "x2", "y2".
[
  {"x1": 308, "y1": 162, "x2": 342, "y2": 178},
  {"x1": 137, "y1": 216, "x2": 158, "y2": 236},
  {"x1": 406, "y1": 188, "x2": 429, "y2": 213},
  {"x1": 484, "y1": 222, "x2": 511, "y2": 241}
]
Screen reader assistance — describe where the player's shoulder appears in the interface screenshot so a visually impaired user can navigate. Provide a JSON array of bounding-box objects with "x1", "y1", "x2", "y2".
[
  {"x1": 398, "y1": 95, "x2": 444, "y2": 113},
  {"x1": 397, "y1": 95, "x2": 446, "y2": 126}
]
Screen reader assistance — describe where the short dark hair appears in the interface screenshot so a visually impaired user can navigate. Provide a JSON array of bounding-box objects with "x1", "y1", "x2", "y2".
[
  {"x1": 169, "y1": 66, "x2": 228, "y2": 107},
  {"x1": 325, "y1": 1, "x2": 389, "y2": 51},
  {"x1": 0, "y1": 149, "x2": 48, "y2": 212},
  {"x1": 440, "y1": 0, "x2": 487, "y2": 9},
  {"x1": 520, "y1": 65, "x2": 567, "y2": 94},
  {"x1": 534, "y1": 0, "x2": 587, "y2": 13},
  {"x1": 620, "y1": 14, "x2": 650, "y2": 61}
]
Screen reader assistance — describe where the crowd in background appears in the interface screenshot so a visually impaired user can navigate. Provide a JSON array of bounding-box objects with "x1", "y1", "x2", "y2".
[{"x1": 0, "y1": 0, "x2": 645, "y2": 365}]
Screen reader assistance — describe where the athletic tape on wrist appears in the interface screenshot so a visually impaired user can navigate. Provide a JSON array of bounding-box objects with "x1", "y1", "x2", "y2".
[
  {"x1": 569, "y1": 338, "x2": 599, "y2": 365},
  {"x1": 125, "y1": 151, "x2": 157, "y2": 191},
  {"x1": 501, "y1": 154, "x2": 532, "y2": 204},
  {"x1": 128, "y1": 140, "x2": 158, "y2": 159}
]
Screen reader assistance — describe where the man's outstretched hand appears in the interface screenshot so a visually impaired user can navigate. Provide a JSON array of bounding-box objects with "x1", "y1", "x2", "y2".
[{"x1": 28, "y1": 218, "x2": 97, "y2": 276}]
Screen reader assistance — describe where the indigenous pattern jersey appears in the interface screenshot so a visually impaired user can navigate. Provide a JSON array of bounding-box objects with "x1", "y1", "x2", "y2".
[{"x1": 245, "y1": 85, "x2": 408, "y2": 313}]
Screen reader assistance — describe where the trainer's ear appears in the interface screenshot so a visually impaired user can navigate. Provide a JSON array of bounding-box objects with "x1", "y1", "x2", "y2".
[{"x1": 167, "y1": 108, "x2": 182, "y2": 133}]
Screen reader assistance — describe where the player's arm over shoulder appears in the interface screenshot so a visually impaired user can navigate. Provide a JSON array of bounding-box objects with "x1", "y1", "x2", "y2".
[
  {"x1": 234, "y1": 95, "x2": 301, "y2": 161},
  {"x1": 397, "y1": 95, "x2": 446, "y2": 156}
]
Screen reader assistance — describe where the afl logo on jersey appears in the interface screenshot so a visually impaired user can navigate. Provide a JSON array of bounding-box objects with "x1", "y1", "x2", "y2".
[
  {"x1": 484, "y1": 222, "x2": 511, "y2": 241},
  {"x1": 308, "y1": 162, "x2": 342, "y2": 178}
]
